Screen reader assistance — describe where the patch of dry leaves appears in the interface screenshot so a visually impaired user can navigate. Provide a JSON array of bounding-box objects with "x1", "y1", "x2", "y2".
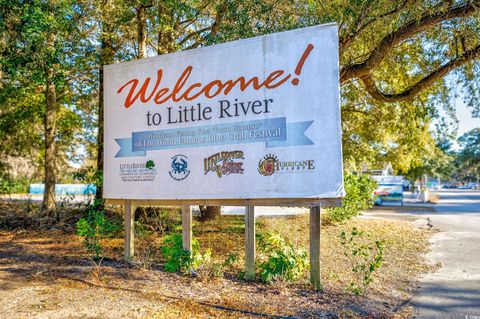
[{"x1": 0, "y1": 202, "x2": 434, "y2": 319}]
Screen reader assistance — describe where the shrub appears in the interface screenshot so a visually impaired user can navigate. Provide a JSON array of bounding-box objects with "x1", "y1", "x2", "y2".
[
  {"x1": 136, "y1": 206, "x2": 182, "y2": 235},
  {"x1": 196, "y1": 257, "x2": 225, "y2": 279},
  {"x1": 76, "y1": 208, "x2": 119, "y2": 257},
  {"x1": 339, "y1": 227, "x2": 385, "y2": 295},
  {"x1": 161, "y1": 233, "x2": 210, "y2": 274},
  {"x1": 257, "y1": 232, "x2": 308, "y2": 283},
  {"x1": 224, "y1": 252, "x2": 240, "y2": 268},
  {"x1": 73, "y1": 167, "x2": 102, "y2": 204},
  {"x1": 221, "y1": 252, "x2": 242, "y2": 277},
  {"x1": 134, "y1": 236, "x2": 160, "y2": 270},
  {"x1": 0, "y1": 176, "x2": 29, "y2": 194},
  {"x1": 325, "y1": 172, "x2": 377, "y2": 224}
]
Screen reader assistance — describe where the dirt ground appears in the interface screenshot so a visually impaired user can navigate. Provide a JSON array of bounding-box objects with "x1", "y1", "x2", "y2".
[{"x1": 0, "y1": 202, "x2": 435, "y2": 319}]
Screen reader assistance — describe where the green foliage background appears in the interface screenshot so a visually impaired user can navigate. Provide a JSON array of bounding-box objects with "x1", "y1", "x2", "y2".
[
  {"x1": 1, "y1": 0, "x2": 479, "y2": 192},
  {"x1": 257, "y1": 232, "x2": 309, "y2": 283},
  {"x1": 325, "y1": 173, "x2": 377, "y2": 224}
]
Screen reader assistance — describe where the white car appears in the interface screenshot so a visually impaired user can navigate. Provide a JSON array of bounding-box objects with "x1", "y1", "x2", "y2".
[{"x1": 459, "y1": 183, "x2": 479, "y2": 190}]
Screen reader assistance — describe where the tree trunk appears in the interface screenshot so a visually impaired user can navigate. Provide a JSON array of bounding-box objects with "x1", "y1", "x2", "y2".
[
  {"x1": 96, "y1": 0, "x2": 115, "y2": 204},
  {"x1": 137, "y1": 5, "x2": 148, "y2": 59},
  {"x1": 198, "y1": 206, "x2": 221, "y2": 221},
  {"x1": 156, "y1": 2, "x2": 176, "y2": 55},
  {"x1": 96, "y1": 62, "x2": 105, "y2": 204},
  {"x1": 156, "y1": 3, "x2": 166, "y2": 54},
  {"x1": 156, "y1": 3, "x2": 225, "y2": 220},
  {"x1": 42, "y1": 67, "x2": 57, "y2": 216}
]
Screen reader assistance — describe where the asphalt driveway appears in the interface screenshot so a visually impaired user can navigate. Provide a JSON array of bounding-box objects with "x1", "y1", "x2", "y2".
[{"x1": 412, "y1": 190, "x2": 480, "y2": 319}]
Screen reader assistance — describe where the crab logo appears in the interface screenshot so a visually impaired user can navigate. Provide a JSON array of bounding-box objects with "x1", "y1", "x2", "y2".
[
  {"x1": 258, "y1": 154, "x2": 278, "y2": 176},
  {"x1": 169, "y1": 154, "x2": 190, "y2": 181}
]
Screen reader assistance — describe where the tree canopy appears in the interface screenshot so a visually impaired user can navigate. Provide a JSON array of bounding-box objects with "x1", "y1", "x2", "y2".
[
  {"x1": 1, "y1": 0, "x2": 479, "y2": 204},
  {"x1": 455, "y1": 128, "x2": 480, "y2": 181}
]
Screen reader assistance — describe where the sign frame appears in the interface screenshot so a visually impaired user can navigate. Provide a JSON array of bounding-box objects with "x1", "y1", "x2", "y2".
[
  {"x1": 103, "y1": 22, "x2": 344, "y2": 290},
  {"x1": 103, "y1": 22, "x2": 344, "y2": 204}
]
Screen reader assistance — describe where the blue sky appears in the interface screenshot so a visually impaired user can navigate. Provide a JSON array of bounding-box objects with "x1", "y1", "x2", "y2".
[{"x1": 456, "y1": 98, "x2": 479, "y2": 137}]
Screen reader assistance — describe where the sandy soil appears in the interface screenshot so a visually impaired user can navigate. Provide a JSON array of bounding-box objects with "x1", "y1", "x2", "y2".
[{"x1": 0, "y1": 203, "x2": 434, "y2": 319}]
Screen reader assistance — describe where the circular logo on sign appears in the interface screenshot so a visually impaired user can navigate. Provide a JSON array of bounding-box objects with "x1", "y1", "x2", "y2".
[
  {"x1": 169, "y1": 154, "x2": 190, "y2": 181},
  {"x1": 258, "y1": 154, "x2": 278, "y2": 176}
]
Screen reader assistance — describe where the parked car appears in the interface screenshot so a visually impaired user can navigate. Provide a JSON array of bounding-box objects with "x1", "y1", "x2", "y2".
[
  {"x1": 457, "y1": 182, "x2": 478, "y2": 189},
  {"x1": 443, "y1": 183, "x2": 457, "y2": 189},
  {"x1": 466, "y1": 183, "x2": 478, "y2": 190}
]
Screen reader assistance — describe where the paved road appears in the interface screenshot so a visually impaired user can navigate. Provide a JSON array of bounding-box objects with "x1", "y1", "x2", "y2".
[{"x1": 412, "y1": 190, "x2": 480, "y2": 319}]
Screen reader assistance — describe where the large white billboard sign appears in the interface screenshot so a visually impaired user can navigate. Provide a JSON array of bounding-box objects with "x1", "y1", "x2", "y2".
[{"x1": 104, "y1": 23, "x2": 344, "y2": 200}]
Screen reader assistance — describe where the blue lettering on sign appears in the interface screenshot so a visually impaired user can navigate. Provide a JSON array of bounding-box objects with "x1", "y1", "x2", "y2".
[{"x1": 115, "y1": 117, "x2": 314, "y2": 158}]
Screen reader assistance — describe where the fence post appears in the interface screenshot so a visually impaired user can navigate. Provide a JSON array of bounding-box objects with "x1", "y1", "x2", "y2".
[
  {"x1": 310, "y1": 205, "x2": 321, "y2": 290},
  {"x1": 245, "y1": 205, "x2": 256, "y2": 280},
  {"x1": 124, "y1": 200, "x2": 136, "y2": 260},
  {"x1": 182, "y1": 204, "x2": 192, "y2": 251}
]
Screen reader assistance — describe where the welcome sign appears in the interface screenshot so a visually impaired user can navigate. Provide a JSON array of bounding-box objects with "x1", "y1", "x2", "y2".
[{"x1": 104, "y1": 23, "x2": 344, "y2": 200}]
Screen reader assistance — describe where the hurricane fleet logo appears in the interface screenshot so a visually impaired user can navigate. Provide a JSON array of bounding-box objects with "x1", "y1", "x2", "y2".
[
  {"x1": 169, "y1": 154, "x2": 190, "y2": 181},
  {"x1": 119, "y1": 160, "x2": 157, "y2": 182},
  {"x1": 204, "y1": 151, "x2": 244, "y2": 178},
  {"x1": 258, "y1": 154, "x2": 278, "y2": 176},
  {"x1": 258, "y1": 154, "x2": 315, "y2": 176}
]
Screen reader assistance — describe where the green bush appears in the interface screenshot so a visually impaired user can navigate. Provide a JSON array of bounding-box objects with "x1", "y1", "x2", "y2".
[
  {"x1": 73, "y1": 167, "x2": 103, "y2": 187},
  {"x1": 257, "y1": 232, "x2": 308, "y2": 283},
  {"x1": 339, "y1": 227, "x2": 385, "y2": 295},
  {"x1": 325, "y1": 172, "x2": 377, "y2": 224},
  {"x1": 76, "y1": 209, "x2": 119, "y2": 257},
  {"x1": 161, "y1": 233, "x2": 210, "y2": 274},
  {"x1": 0, "y1": 176, "x2": 29, "y2": 194}
]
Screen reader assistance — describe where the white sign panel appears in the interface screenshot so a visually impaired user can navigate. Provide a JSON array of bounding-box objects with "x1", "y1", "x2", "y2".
[{"x1": 104, "y1": 23, "x2": 344, "y2": 200}]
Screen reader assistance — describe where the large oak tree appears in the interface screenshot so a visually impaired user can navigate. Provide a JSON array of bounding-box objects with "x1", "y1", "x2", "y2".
[{"x1": 2, "y1": 0, "x2": 479, "y2": 210}]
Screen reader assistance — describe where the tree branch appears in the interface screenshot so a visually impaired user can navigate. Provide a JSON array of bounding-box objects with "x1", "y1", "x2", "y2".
[
  {"x1": 340, "y1": 0, "x2": 378, "y2": 50},
  {"x1": 360, "y1": 44, "x2": 480, "y2": 102},
  {"x1": 342, "y1": 107, "x2": 370, "y2": 116},
  {"x1": 184, "y1": 41, "x2": 202, "y2": 50},
  {"x1": 341, "y1": 0, "x2": 411, "y2": 51},
  {"x1": 178, "y1": 1, "x2": 212, "y2": 28},
  {"x1": 341, "y1": 0, "x2": 480, "y2": 83},
  {"x1": 184, "y1": 0, "x2": 228, "y2": 49},
  {"x1": 209, "y1": 0, "x2": 228, "y2": 38},
  {"x1": 178, "y1": 26, "x2": 212, "y2": 46}
]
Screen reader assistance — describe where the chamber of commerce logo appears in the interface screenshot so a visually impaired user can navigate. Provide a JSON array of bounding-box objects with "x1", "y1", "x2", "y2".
[
  {"x1": 204, "y1": 151, "x2": 244, "y2": 177},
  {"x1": 169, "y1": 154, "x2": 190, "y2": 181},
  {"x1": 258, "y1": 154, "x2": 278, "y2": 176},
  {"x1": 119, "y1": 160, "x2": 156, "y2": 182},
  {"x1": 146, "y1": 160, "x2": 155, "y2": 169},
  {"x1": 258, "y1": 154, "x2": 315, "y2": 176}
]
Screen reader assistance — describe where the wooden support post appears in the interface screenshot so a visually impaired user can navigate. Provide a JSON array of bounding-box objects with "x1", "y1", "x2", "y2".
[
  {"x1": 245, "y1": 205, "x2": 255, "y2": 281},
  {"x1": 182, "y1": 204, "x2": 192, "y2": 251},
  {"x1": 310, "y1": 206, "x2": 321, "y2": 290},
  {"x1": 124, "y1": 200, "x2": 136, "y2": 261}
]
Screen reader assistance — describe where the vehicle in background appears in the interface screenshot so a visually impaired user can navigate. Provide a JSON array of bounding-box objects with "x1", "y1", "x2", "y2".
[
  {"x1": 444, "y1": 182, "x2": 467, "y2": 189},
  {"x1": 372, "y1": 175, "x2": 404, "y2": 206},
  {"x1": 459, "y1": 182, "x2": 479, "y2": 190}
]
